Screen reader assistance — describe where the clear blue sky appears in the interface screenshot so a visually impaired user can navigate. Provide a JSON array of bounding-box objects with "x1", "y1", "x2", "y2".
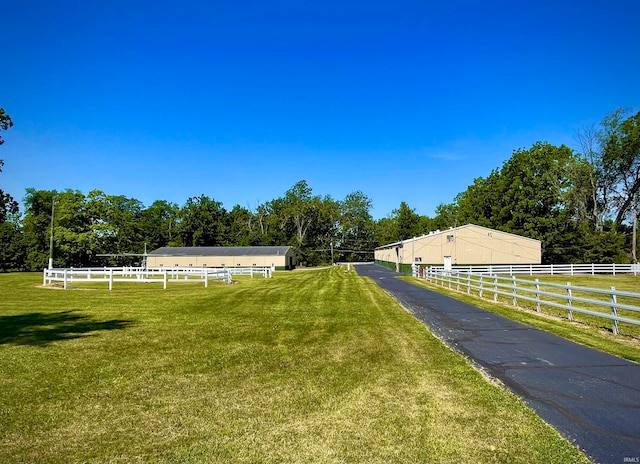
[{"x1": 2, "y1": 0, "x2": 639, "y2": 219}]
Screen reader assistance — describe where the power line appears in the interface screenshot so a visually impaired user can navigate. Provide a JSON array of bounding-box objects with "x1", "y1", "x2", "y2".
[{"x1": 312, "y1": 249, "x2": 374, "y2": 254}]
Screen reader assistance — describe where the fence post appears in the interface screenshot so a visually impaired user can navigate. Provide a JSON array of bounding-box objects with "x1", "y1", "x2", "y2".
[
  {"x1": 63, "y1": 269, "x2": 68, "y2": 290},
  {"x1": 163, "y1": 269, "x2": 168, "y2": 289},
  {"x1": 511, "y1": 275, "x2": 517, "y2": 306},
  {"x1": 479, "y1": 275, "x2": 484, "y2": 298},
  {"x1": 610, "y1": 287, "x2": 619, "y2": 335},
  {"x1": 535, "y1": 278, "x2": 541, "y2": 312},
  {"x1": 204, "y1": 268, "x2": 208, "y2": 288},
  {"x1": 467, "y1": 273, "x2": 471, "y2": 295},
  {"x1": 566, "y1": 282, "x2": 573, "y2": 321},
  {"x1": 570, "y1": 263, "x2": 574, "y2": 276},
  {"x1": 493, "y1": 275, "x2": 498, "y2": 302},
  {"x1": 456, "y1": 272, "x2": 460, "y2": 291},
  {"x1": 109, "y1": 269, "x2": 113, "y2": 291},
  {"x1": 613, "y1": 263, "x2": 616, "y2": 276}
]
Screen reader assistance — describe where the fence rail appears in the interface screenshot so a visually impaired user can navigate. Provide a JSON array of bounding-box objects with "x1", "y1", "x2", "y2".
[
  {"x1": 425, "y1": 263, "x2": 640, "y2": 276},
  {"x1": 43, "y1": 265, "x2": 273, "y2": 290},
  {"x1": 414, "y1": 268, "x2": 640, "y2": 336}
]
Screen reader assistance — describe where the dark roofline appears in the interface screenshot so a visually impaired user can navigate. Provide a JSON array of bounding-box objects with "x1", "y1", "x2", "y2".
[{"x1": 148, "y1": 246, "x2": 293, "y2": 257}]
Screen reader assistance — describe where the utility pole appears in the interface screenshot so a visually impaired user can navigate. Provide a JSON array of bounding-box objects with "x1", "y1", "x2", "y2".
[
  {"x1": 48, "y1": 197, "x2": 57, "y2": 269},
  {"x1": 633, "y1": 192, "x2": 638, "y2": 264}
]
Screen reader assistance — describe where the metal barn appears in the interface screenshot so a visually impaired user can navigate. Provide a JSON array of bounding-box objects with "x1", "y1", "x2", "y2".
[
  {"x1": 374, "y1": 224, "x2": 541, "y2": 273},
  {"x1": 146, "y1": 246, "x2": 297, "y2": 270}
]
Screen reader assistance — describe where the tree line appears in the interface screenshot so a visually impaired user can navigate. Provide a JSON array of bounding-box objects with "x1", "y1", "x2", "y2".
[{"x1": 0, "y1": 107, "x2": 638, "y2": 270}]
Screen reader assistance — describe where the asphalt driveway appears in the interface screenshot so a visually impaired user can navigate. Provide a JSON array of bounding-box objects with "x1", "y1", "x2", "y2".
[{"x1": 356, "y1": 264, "x2": 640, "y2": 464}]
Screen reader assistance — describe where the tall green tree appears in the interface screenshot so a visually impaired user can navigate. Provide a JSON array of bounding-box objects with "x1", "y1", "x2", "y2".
[
  {"x1": 394, "y1": 201, "x2": 423, "y2": 240},
  {"x1": 337, "y1": 191, "x2": 376, "y2": 261},
  {"x1": 374, "y1": 216, "x2": 398, "y2": 246},
  {"x1": 54, "y1": 190, "x2": 97, "y2": 267},
  {"x1": 576, "y1": 109, "x2": 640, "y2": 230},
  {"x1": 0, "y1": 109, "x2": 24, "y2": 270},
  {"x1": 453, "y1": 171, "x2": 502, "y2": 228},
  {"x1": 576, "y1": 124, "x2": 611, "y2": 231},
  {"x1": 0, "y1": 108, "x2": 17, "y2": 224},
  {"x1": 179, "y1": 195, "x2": 227, "y2": 246},
  {"x1": 87, "y1": 190, "x2": 144, "y2": 262},
  {"x1": 282, "y1": 180, "x2": 316, "y2": 247},
  {"x1": 138, "y1": 200, "x2": 181, "y2": 250},
  {"x1": 226, "y1": 205, "x2": 255, "y2": 246},
  {"x1": 601, "y1": 110, "x2": 640, "y2": 227},
  {"x1": 432, "y1": 202, "x2": 459, "y2": 230},
  {"x1": 494, "y1": 143, "x2": 576, "y2": 238},
  {"x1": 0, "y1": 219, "x2": 25, "y2": 271},
  {"x1": 22, "y1": 189, "x2": 57, "y2": 270},
  {"x1": 0, "y1": 107, "x2": 12, "y2": 146},
  {"x1": 0, "y1": 161, "x2": 18, "y2": 224},
  {"x1": 305, "y1": 195, "x2": 340, "y2": 265},
  {"x1": 437, "y1": 142, "x2": 596, "y2": 262}
]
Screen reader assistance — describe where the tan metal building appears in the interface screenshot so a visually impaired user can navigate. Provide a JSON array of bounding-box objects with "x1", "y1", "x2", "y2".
[
  {"x1": 146, "y1": 246, "x2": 296, "y2": 270},
  {"x1": 375, "y1": 224, "x2": 541, "y2": 273}
]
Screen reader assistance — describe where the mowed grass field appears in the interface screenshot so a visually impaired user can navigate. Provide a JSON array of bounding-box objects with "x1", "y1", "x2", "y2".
[{"x1": 0, "y1": 269, "x2": 589, "y2": 463}]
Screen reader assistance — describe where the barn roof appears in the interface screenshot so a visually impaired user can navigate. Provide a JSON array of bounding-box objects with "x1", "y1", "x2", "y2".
[{"x1": 149, "y1": 246, "x2": 293, "y2": 257}]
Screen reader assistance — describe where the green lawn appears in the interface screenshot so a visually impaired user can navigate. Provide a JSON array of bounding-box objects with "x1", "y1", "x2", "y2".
[
  {"x1": 0, "y1": 269, "x2": 589, "y2": 463},
  {"x1": 406, "y1": 273, "x2": 640, "y2": 363}
]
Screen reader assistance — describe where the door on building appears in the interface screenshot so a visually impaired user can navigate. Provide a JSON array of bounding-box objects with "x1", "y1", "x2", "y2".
[{"x1": 444, "y1": 256, "x2": 452, "y2": 274}]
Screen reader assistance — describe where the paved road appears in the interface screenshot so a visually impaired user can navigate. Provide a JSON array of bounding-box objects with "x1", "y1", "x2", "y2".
[{"x1": 356, "y1": 264, "x2": 640, "y2": 464}]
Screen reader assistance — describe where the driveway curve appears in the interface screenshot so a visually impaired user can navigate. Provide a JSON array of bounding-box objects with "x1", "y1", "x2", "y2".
[{"x1": 356, "y1": 264, "x2": 640, "y2": 464}]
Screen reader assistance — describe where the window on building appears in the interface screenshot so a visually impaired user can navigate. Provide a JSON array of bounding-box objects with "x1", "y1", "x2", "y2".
[{"x1": 447, "y1": 235, "x2": 454, "y2": 242}]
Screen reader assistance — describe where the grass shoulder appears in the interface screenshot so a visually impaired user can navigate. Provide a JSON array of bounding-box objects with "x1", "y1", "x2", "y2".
[{"x1": 401, "y1": 275, "x2": 640, "y2": 364}]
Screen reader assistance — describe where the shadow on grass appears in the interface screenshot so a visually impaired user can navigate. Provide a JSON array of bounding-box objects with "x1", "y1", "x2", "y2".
[{"x1": 0, "y1": 311, "x2": 134, "y2": 347}]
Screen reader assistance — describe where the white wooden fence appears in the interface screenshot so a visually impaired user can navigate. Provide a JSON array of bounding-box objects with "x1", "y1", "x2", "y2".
[
  {"x1": 414, "y1": 267, "x2": 640, "y2": 335},
  {"x1": 43, "y1": 265, "x2": 273, "y2": 290},
  {"x1": 422, "y1": 263, "x2": 640, "y2": 275},
  {"x1": 425, "y1": 263, "x2": 640, "y2": 276}
]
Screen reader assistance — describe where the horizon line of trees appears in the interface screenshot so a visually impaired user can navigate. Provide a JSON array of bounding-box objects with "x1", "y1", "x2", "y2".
[{"x1": 1, "y1": 107, "x2": 639, "y2": 270}]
